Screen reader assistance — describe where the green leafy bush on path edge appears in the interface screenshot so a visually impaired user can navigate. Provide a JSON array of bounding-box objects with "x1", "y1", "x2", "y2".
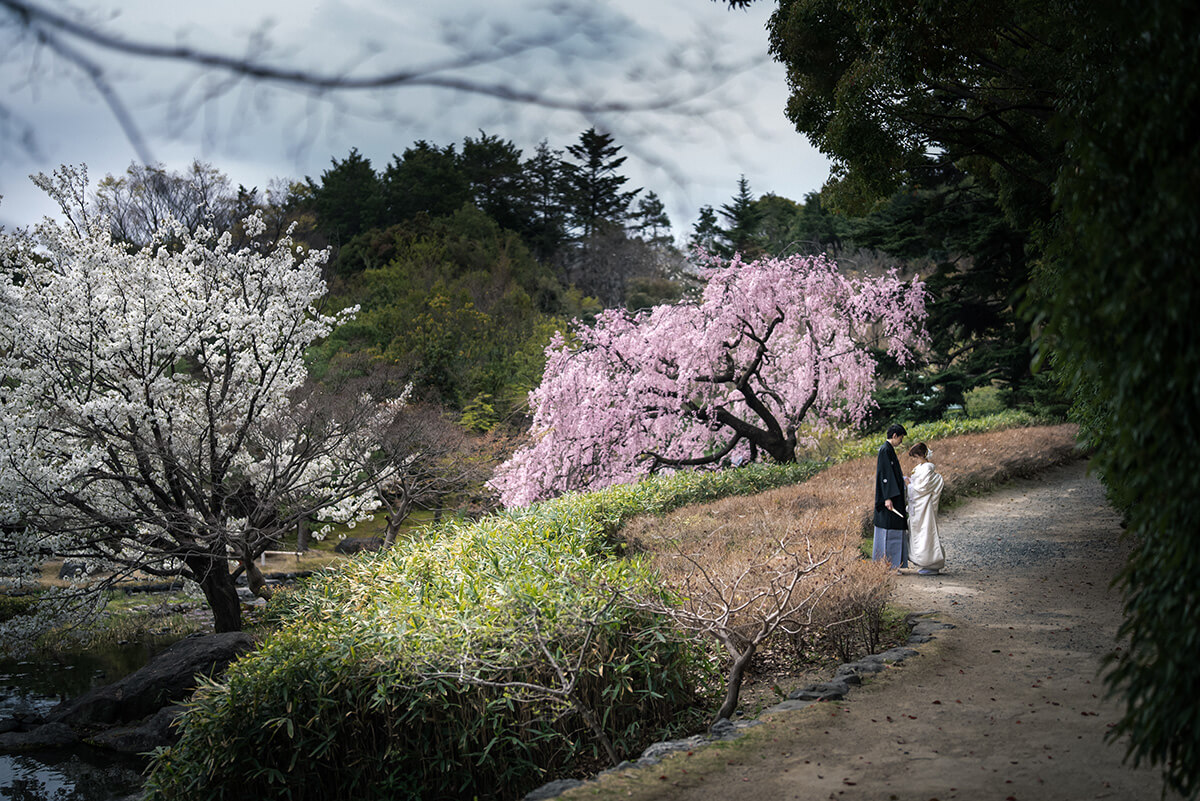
[{"x1": 143, "y1": 410, "x2": 1042, "y2": 801}]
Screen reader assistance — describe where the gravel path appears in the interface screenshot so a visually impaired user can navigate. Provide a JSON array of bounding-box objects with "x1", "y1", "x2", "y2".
[{"x1": 556, "y1": 458, "x2": 1181, "y2": 801}]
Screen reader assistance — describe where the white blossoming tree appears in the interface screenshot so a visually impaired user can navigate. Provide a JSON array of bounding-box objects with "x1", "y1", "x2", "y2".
[{"x1": 0, "y1": 165, "x2": 392, "y2": 634}]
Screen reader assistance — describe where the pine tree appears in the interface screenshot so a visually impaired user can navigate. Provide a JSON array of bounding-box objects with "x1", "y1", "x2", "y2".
[
  {"x1": 523, "y1": 139, "x2": 572, "y2": 264},
  {"x1": 633, "y1": 191, "x2": 672, "y2": 246},
  {"x1": 382, "y1": 140, "x2": 470, "y2": 223},
  {"x1": 564, "y1": 128, "x2": 640, "y2": 240},
  {"x1": 718, "y1": 174, "x2": 762, "y2": 256},
  {"x1": 460, "y1": 131, "x2": 532, "y2": 236},
  {"x1": 689, "y1": 205, "x2": 723, "y2": 254},
  {"x1": 309, "y1": 148, "x2": 384, "y2": 244}
]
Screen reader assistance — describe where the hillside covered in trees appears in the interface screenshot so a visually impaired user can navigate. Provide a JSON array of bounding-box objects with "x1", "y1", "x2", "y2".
[{"x1": 83, "y1": 123, "x2": 1053, "y2": 438}]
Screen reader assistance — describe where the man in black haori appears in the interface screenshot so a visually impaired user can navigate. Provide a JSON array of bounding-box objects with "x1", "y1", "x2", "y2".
[{"x1": 873, "y1": 423, "x2": 909, "y2": 568}]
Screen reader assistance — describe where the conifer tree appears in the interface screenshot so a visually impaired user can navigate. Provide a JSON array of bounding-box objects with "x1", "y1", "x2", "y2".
[
  {"x1": 719, "y1": 174, "x2": 762, "y2": 256},
  {"x1": 564, "y1": 128, "x2": 640, "y2": 240}
]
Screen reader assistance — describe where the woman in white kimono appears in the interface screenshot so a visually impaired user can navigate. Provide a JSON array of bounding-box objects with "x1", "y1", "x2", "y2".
[{"x1": 906, "y1": 442, "x2": 946, "y2": 575}]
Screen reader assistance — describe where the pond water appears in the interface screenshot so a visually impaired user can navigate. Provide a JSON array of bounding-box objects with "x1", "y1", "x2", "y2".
[{"x1": 1, "y1": 639, "x2": 181, "y2": 800}]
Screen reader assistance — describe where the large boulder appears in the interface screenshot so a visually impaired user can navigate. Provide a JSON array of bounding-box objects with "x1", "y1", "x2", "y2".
[
  {"x1": 334, "y1": 536, "x2": 383, "y2": 555},
  {"x1": 0, "y1": 722, "x2": 79, "y2": 751},
  {"x1": 88, "y1": 705, "x2": 186, "y2": 753},
  {"x1": 46, "y1": 632, "x2": 254, "y2": 729}
]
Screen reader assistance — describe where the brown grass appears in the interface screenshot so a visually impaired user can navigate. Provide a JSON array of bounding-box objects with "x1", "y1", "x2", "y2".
[{"x1": 618, "y1": 423, "x2": 1082, "y2": 716}]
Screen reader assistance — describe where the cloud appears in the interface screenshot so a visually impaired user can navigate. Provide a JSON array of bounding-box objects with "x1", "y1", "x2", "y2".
[{"x1": 0, "y1": 0, "x2": 829, "y2": 236}]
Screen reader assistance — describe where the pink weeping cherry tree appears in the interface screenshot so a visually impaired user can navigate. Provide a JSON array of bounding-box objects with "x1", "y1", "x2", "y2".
[{"x1": 490, "y1": 253, "x2": 928, "y2": 507}]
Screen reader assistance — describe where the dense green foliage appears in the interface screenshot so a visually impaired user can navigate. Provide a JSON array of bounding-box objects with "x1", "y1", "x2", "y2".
[
  {"x1": 758, "y1": 0, "x2": 1063, "y2": 219},
  {"x1": 737, "y1": 0, "x2": 1200, "y2": 792},
  {"x1": 1044, "y1": 1, "x2": 1200, "y2": 793},
  {"x1": 309, "y1": 206, "x2": 580, "y2": 412},
  {"x1": 829, "y1": 410, "x2": 1041, "y2": 463},
  {"x1": 301, "y1": 129, "x2": 687, "y2": 408}
]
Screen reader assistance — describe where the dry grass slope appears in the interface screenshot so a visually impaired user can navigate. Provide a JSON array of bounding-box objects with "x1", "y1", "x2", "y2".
[{"x1": 618, "y1": 423, "x2": 1082, "y2": 715}]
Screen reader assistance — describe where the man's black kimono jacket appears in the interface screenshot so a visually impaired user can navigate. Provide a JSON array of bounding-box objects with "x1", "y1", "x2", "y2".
[{"x1": 873, "y1": 440, "x2": 908, "y2": 529}]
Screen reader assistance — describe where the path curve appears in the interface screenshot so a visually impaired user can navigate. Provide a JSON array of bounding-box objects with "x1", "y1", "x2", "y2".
[{"x1": 556, "y1": 459, "x2": 1180, "y2": 801}]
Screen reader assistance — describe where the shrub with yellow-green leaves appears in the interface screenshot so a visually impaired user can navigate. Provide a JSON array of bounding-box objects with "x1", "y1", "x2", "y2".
[{"x1": 144, "y1": 489, "x2": 723, "y2": 801}]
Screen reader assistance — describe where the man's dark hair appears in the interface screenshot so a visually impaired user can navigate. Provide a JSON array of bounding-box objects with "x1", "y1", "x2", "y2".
[{"x1": 886, "y1": 424, "x2": 908, "y2": 439}]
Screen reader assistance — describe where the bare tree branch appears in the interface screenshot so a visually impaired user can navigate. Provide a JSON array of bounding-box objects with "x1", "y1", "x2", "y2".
[
  {"x1": 0, "y1": 0, "x2": 763, "y2": 168},
  {"x1": 624, "y1": 532, "x2": 843, "y2": 726}
]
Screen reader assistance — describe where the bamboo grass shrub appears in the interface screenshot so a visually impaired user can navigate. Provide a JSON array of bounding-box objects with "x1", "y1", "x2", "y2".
[{"x1": 144, "y1": 490, "x2": 719, "y2": 801}]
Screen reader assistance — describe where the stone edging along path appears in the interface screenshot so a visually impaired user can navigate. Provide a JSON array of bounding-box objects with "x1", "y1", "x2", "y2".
[
  {"x1": 529, "y1": 458, "x2": 1180, "y2": 801},
  {"x1": 526, "y1": 616, "x2": 949, "y2": 801}
]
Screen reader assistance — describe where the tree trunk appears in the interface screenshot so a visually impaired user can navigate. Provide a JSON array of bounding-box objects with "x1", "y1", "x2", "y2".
[
  {"x1": 297, "y1": 518, "x2": 310, "y2": 552},
  {"x1": 189, "y1": 554, "x2": 242, "y2": 633},
  {"x1": 713, "y1": 643, "x2": 757, "y2": 725},
  {"x1": 242, "y1": 556, "x2": 273, "y2": 601},
  {"x1": 382, "y1": 498, "x2": 411, "y2": 548},
  {"x1": 575, "y1": 701, "x2": 621, "y2": 766},
  {"x1": 754, "y1": 431, "x2": 797, "y2": 464},
  {"x1": 383, "y1": 516, "x2": 402, "y2": 549}
]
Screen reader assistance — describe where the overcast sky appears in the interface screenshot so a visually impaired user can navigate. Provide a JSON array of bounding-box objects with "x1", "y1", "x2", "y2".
[{"x1": 0, "y1": 0, "x2": 831, "y2": 241}]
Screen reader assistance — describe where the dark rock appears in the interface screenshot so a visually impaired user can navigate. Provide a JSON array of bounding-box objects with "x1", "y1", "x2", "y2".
[
  {"x1": 875, "y1": 646, "x2": 919, "y2": 664},
  {"x1": 0, "y1": 722, "x2": 79, "y2": 752},
  {"x1": 334, "y1": 536, "x2": 384, "y2": 555},
  {"x1": 709, "y1": 718, "x2": 738, "y2": 737},
  {"x1": 639, "y1": 734, "x2": 705, "y2": 762},
  {"x1": 47, "y1": 632, "x2": 254, "y2": 729},
  {"x1": 89, "y1": 705, "x2": 185, "y2": 753},
  {"x1": 835, "y1": 659, "x2": 887, "y2": 681},
  {"x1": 788, "y1": 678, "x2": 850, "y2": 702},
  {"x1": 909, "y1": 619, "x2": 955, "y2": 643},
  {"x1": 58, "y1": 561, "x2": 89, "y2": 579},
  {"x1": 762, "y1": 698, "x2": 815, "y2": 714},
  {"x1": 523, "y1": 778, "x2": 585, "y2": 800}
]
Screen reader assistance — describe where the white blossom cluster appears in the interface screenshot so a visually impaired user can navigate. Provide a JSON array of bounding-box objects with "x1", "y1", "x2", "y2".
[{"x1": 0, "y1": 165, "x2": 393, "y2": 641}]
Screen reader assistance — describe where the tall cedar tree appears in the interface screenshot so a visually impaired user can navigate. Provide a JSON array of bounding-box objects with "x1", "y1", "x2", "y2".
[
  {"x1": 718, "y1": 174, "x2": 763, "y2": 257},
  {"x1": 523, "y1": 139, "x2": 573, "y2": 264},
  {"x1": 382, "y1": 141, "x2": 470, "y2": 223},
  {"x1": 564, "y1": 128, "x2": 640, "y2": 240},
  {"x1": 460, "y1": 132, "x2": 534, "y2": 238}
]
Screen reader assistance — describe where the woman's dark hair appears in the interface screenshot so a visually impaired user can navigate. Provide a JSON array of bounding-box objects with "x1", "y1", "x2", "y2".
[
  {"x1": 886, "y1": 424, "x2": 908, "y2": 439},
  {"x1": 908, "y1": 442, "x2": 928, "y2": 458}
]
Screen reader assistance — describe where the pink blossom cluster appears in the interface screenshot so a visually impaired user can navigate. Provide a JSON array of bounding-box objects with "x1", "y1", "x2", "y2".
[{"x1": 490, "y1": 253, "x2": 928, "y2": 507}]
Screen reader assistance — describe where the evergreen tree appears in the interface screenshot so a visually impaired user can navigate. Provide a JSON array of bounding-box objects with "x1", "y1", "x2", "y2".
[
  {"x1": 523, "y1": 140, "x2": 572, "y2": 264},
  {"x1": 689, "y1": 205, "x2": 723, "y2": 254},
  {"x1": 718, "y1": 174, "x2": 762, "y2": 257},
  {"x1": 564, "y1": 128, "x2": 640, "y2": 240},
  {"x1": 792, "y1": 191, "x2": 845, "y2": 253},
  {"x1": 752, "y1": 193, "x2": 803, "y2": 256},
  {"x1": 633, "y1": 191, "x2": 673, "y2": 246},
  {"x1": 460, "y1": 131, "x2": 533, "y2": 236},
  {"x1": 309, "y1": 148, "x2": 384, "y2": 245},
  {"x1": 382, "y1": 140, "x2": 470, "y2": 223}
]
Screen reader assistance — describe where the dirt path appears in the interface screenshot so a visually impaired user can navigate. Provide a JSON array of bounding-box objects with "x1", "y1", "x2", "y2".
[{"x1": 554, "y1": 459, "x2": 1179, "y2": 801}]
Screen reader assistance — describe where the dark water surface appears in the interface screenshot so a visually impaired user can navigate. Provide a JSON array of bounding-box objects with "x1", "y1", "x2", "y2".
[{"x1": 1, "y1": 639, "x2": 181, "y2": 800}]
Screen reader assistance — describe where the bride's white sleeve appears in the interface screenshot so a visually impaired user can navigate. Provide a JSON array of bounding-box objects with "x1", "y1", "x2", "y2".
[{"x1": 909, "y1": 463, "x2": 936, "y2": 496}]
